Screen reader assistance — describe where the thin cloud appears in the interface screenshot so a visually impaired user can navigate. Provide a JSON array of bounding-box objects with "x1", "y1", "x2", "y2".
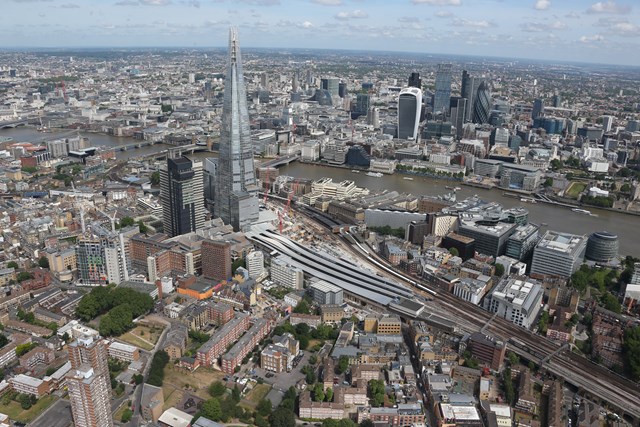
[
  {"x1": 587, "y1": 1, "x2": 631, "y2": 14},
  {"x1": 60, "y1": 2, "x2": 80, "y2": 7},
  {"x1": 398, "y1": 16, "x2": 420, "y2": 23},
  {"x1": 140, "y1": 0, "x2": 171, "y2": 4},
  {"x1": 534, "y1": 0, "x2": 550, "y2": 10},
  {"x1": 237, "y1": 0, "x2": 280, "y2": 5},
  {"x1": 453, "y1": 18, "x2": 495, "y2": 28},
  {"x1": 311, "y1": 0, "x2": 342, "y2": 5},
  {"x1": 335, "y1": 10, "x2": 368, "y2": 20},
  {"x1": 580, "y1": 34, "x2": 605, "y2": 42},
  {"x1": 412, "y1": 0, "x2": 461, "y2": 5},
  {"x1": 435, "y1": 10, "x2": 453, "y2": 17}
]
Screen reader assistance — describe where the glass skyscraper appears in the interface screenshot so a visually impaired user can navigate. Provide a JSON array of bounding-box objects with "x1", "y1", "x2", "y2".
[
  {"x1": 473, "y1": 81, "x2": 492, "y2": 125},
  {"x1": 433, "y1": 64, "x2": 452, "y2": 118},
  {"x1": 214, "y1": 28, "x2": 259, "y2": 231},
  {"x1": 398, "y1": 87, "x2": 422, "y2": 140},
  {"x1": 160, "y1": 156, "x2": 205, "y2": 237}
]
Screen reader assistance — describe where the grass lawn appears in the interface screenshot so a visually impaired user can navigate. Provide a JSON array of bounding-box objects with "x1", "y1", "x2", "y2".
[
  {"x1": 162, "y1": 363, "x2": 226, "y2": 410},
  {"x1": 114, "y1": 402, "x2": 130, "y2": 422},
  {"x1": 565, "y1": 182, "x2": 587, "y2": 199},
  {"x1": 240, "y1": 383, "x2": 271, "y2": 410},
  {"x1": 0, "y1": 395, "x2": 57, "y2": 423},
  {"x1": 119, "y1": 323, "x2": 164, "y2": 351}
]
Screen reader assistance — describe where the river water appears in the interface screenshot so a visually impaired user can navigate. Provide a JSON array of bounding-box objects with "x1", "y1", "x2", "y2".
[
  {"x1": 278, "y1": 162, "x2": 640, "y2": 257},
  {"x1": 3, "y1": 127, "x2": 639, "y2": 256},
  {"x1": 0, "y1": 127, "x2": 168, "y2": 160}
]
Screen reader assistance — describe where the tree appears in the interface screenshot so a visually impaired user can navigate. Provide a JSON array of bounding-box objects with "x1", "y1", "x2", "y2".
[
  {"x1": 336, "y1": 355, "x2": 349, "y2": 374},
  {"x1": 508, "y1": 351, "x2": 520, "y2": 366},
  {"x1": 16, "y1": 342, "x2": 37, "y2": 357},
  {"x1": 119, "y1": 217, "x2": 135, "y2": 228},
  {"x1": 623, "y1": 326, "x2": 640, "y2": 381},
  {"x1": 359, "y1": 420, "x2": 375, "y2": 427},
  {"x1": 150, "y1": 171, "x2": 160, "y2": 185},
  {"x1": 543, "y1": 177, "x2": 554, "y2": 188},
  {"x1": 38, "y1": 256, "x2": 49, "y2": 269},
  {"x1": 494, "y1": 263, "x2": 505, "y2": 277},
  {"x1": 299, "y1": 335, "x2": 309, "y2": 350},
  {"x1": 232, "y1": 384, "x2": 241, "y2": 402},
  {"x1": 209, "y1": 381, "x2": 226, "y2": 397},
  {"x1": 256, "y1": 398, "x2": 272, "y2": 417},
  {"x1": 19, "y1": 393, "x2": 32, "y2": 409},
  {"x1": 201, "y1": 398, "x2": 222, "y2": 421},
  {"x1": 325, "y1": 387, "x2": 333, "y2": 402},
  {"x1": 133, "y1": 374, "x2": 143, "y2": 385},
  {"x1": 448, "y1": 247, "x2": 459, "y2": 257},
  {"x1": 601, "y1": 292, "x2": 621, "y2": 314},
  {"x1": 502, "y1": 368, "x2": 515, "y2": 405},
  {"x1": 146, "y1": 351, "x2": 169, "y2": 386},
  {"x1": 367, "y1": 379, "x2": 385, "y2": 407},
  {"x1": 313, "y1": 383, "x2": 324, "y2": 402},
  {"x1": 138, "y1": 220, "x2": 149, "y2": 234},
  {"x1": 270, "y1": 407, "x2": 296, "y2": 427},
  {"x1": 6, "y1": 261, "x2": 18, "y2": 269},
  {"x1": 293, "y1": 300, "x2": 311, "y2": 315},
  {"x1": 121, "y1": 408, "x2": 133, "y2": 422},
  {"x1": 16, "y1": 272, "x2": 33, "y2": 282}
]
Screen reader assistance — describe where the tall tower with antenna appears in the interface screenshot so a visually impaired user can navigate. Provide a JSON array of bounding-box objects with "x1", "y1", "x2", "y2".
[{"x1": 214, "y1": 28, "x2": 259, "y2": 231}]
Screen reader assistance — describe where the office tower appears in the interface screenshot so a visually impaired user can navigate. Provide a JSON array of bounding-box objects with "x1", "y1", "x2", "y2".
[
  {"x1": 214, "y1": 28, "x2": 260, "y2": 231},
  {"x1": 473, "y1": 81, "x2": 492, "y2": 124},
  {"x1": 320, "y1": 77, "x2": 340, "y2": 98},
  {"x1": 203, "y1": 157, "x2": 217, "y2": 212},
  {"x1": 160, "y1": 156, "x2": 205, "y2": 237},
  {"x1": 246, "y1": 250, "x2": 265, "y2": 279},
  {"x1": 449, "y1": 97, "x2": 467, "y2": 139},
  {"x1": 356, "y1": 93, "x2": 370, "y2": 115},
  {"x1": 552, "y1": 94, "x2": 561, "y2": 108},
  {"x1": 292, "y1": 72, "x2": 299, "y2": 93},
  {"x1": 532, "y1": 98, "x2": 543, "y2": 119},
  {"x1": 397, "y1": 87, "x2": 422, "y2": 140},
  {"x1": 67, "y1": 336, "x2": 113, "y2": 427},
  {"x1": 492, "y1": 127, "x2": 510, "y2": 146},
  {"x1": 201, "y1": 240, "x2": 232, "y2": 282},
  {"x1": 338, "y1": 82, "x2": 347, "y2": 98},
  {"x1": 461, "y1": 70, "x2": 480, "y2": 123},
  {"x1": 467, "y1": 332, "x2": 506, "y2": 371},
  {"x1": 484, "y1": 276, "x2": 543, "y2": 329},
  {"x1": 367, "y1": 107, "x2": 380, "y2": 128},
  {"x1": 530, "y1": 230, "x2": 587, "y2": 277},
  {"x1": 602, "y1": 115, "x2": 614, "y2": 132},
  {"x1": 433, "y1": 64, "x2": 452, "y2": 117},
  {"x1": 408, "y1": 72, "x2": 421, "y2": 89}
]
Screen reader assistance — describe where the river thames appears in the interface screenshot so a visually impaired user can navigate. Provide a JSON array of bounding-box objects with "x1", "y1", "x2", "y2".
[{"x1": 2, "y1": 127, "x2": 639, "y2": 256}]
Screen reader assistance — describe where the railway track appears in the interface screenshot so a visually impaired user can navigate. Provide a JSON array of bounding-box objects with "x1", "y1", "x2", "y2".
[{"x1": 294, "y1": 204, "x2": 640, "y2": 421}]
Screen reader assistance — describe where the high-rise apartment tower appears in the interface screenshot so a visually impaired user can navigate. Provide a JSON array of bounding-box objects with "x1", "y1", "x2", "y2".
[{"x1": 67, "y1": 336, "x2": 113, "y2": 427}]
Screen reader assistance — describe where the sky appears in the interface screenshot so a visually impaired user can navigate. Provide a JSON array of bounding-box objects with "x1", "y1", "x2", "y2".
[{"x1": 1, "y1": 0, "x2": 640, "y2": 66}]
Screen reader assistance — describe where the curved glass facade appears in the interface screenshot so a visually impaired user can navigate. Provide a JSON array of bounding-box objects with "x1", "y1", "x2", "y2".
[
  {"x1": 586, "y1": 231, "x2": 619, "y2": 263},
  {"x1": 473, "y1": 82, "x2": 492, "y2": 124}
]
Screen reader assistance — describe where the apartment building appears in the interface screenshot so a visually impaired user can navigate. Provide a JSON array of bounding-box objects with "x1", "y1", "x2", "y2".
[{"x1": 197, "y1": 314, "x2": 249, "y2": 367}]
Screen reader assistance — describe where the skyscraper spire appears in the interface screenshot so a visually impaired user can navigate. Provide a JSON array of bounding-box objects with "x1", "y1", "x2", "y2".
[{"x1": 214, "y1": 27, "x2": 259, "y2": 231}]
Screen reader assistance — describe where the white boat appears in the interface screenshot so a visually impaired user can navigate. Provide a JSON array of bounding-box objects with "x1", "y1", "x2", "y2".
[
  {"x1": 572, "y1": 208, "x2": 591, "y2": 215},
  {"x1": 366, "y1": 172, "x2": 383, "y2": 178},
  {"x1": 351, "y1": 170, "x2": 359, "y2": 173},
  {"x1": 403, "y1": 177, "x2": 414, "y2": 181}
]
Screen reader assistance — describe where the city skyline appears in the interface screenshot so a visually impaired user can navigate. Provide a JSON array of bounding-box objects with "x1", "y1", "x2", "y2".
[{"x1": 1, "y1": 0, "x2": 640, "y2": 67}]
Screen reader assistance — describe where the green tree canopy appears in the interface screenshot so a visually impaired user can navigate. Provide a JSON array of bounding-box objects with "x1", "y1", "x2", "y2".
[
  {"x1": 38, "y1": 256, "x2": 49, "y2": 269},
  {"x1": 269, "y1": 407, "x2": 296, "y2": 427}
]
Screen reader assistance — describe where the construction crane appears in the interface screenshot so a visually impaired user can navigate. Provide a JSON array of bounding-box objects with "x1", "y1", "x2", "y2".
[
  {"x1": 278, "y1": 210, "x2": 283, "y2": 234},
  {"x1": 97, "y1": 208, "x2": 118, "y2": 233}
]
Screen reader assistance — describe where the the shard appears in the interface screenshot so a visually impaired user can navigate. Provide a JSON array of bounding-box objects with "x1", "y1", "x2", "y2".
[{"x1": 214, "y1": 27, "x2": 259, "y2": 231}]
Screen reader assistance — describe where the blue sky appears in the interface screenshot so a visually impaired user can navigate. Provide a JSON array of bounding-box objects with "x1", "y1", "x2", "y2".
[{"x1": 2, "y1": 0, "x2": 639, "y2": 66}]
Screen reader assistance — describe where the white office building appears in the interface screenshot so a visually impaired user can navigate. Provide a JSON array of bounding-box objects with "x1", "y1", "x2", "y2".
[
  {"x1": 270, "y1": 257, "x2": 304, "y2": 289},
  {"x1": 484, "y1": 276, "x2": 543, "y2": 329}
]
